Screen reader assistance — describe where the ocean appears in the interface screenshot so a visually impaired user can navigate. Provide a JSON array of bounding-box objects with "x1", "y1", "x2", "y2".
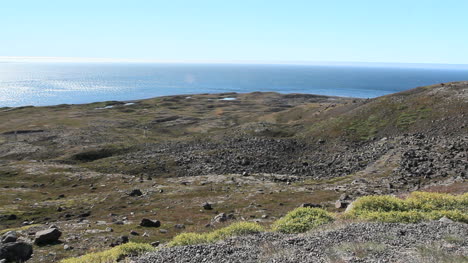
[{"x1": 0, "y1": 62, "x2": 467, "y2": 107}]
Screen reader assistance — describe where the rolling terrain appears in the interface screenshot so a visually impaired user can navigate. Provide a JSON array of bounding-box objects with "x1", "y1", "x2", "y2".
[{"x1": 0, "y1": 81, "x2": 467, "y2": 262}]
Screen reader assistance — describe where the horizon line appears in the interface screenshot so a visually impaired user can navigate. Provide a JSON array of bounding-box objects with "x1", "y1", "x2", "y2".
[{"x1": 1, "y1": 56, "x2": 468, "y2": 67}]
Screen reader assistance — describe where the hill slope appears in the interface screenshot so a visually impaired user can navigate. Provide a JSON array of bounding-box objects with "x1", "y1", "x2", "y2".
[{"x1": 0, "y1": 81, "x2": 466, "y2": 262}]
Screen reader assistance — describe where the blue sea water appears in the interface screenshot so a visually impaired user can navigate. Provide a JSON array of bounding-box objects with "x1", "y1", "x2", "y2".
[{"x1": 0, "y1": 63, "x2": 467, "y2": 107}]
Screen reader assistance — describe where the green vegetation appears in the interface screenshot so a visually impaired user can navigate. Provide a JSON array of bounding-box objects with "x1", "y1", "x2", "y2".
[
  {"x1": 60, "y1": 242, "x2": 155, "y2": 263},
  {"x1": 168, "y1": 221, "x2": 264, "y2": 246},
  {"x1": 346, "y1": 114, "x2": 386, "y2": 141},
  {"x1": 396, "y1": 107, "x2": 432, "y2": 129},
  {"x1": 345, "y1": 192, "x2": 468, "y2": 223},
  {"x1": 271, "y1": 207, "x2": 334, "y2": 234},
  {"x1": 54, "y1": 191, "x2": 467, "y2": 262}
]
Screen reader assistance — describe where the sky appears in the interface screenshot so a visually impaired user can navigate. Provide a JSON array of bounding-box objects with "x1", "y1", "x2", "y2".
[{"x1": 1, "y1": 0, "x2": 468, "y2": 64}]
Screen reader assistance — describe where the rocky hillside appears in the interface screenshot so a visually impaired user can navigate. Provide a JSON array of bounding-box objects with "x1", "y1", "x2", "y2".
[{"x1": 0, "y1": 81, "x2": 467, "y2": 262}]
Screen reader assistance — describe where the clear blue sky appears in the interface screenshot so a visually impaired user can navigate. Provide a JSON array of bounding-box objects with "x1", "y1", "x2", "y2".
[{"x1": 1, "y1": 0, "x2": 468, "y2": 64}]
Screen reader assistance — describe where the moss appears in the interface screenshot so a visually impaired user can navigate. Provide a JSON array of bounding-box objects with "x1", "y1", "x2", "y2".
[
  {"x1": 271, "y1": 207, "x2": 334, "y2": 234},
  {"x1": 396, "y1": 107, "x2": 432, "y2": 129},
  {"x1": 346, "y1": 114, "x2": 386, "y2": 140},
  {"x1": 168, "y1": 221, "x2": 264, "y2": 247},
  {"x1": 60, "y1": 242, "x2": 155, "y2": 263}
]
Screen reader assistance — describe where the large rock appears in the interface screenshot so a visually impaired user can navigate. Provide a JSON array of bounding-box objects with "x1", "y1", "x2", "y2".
[
  {"x1": 110, "y1": 236, "x2": 129, "y2": 247},
  {"x1": 34, "y1": 228, "x2": 62, "y2": 245},
  {"x1": 212, "y1": 213, "x2": 227, "y2": 223},
  {"x1": 0, "y1": 232, "x2": 17, "y2": 244},
  {"x1": 335, "y1": 200, "x2": 350, "y2": 209},
  {"x1": 202, "y1": 202, "x2": 212, "y2": 210},
  {"x1": 211, "y1": 213, "x2": 235, "y2": 224},
  {"x1": 140, "y1": 219, "x2": 161, "y2": 228},
  {"x1": 0, "y1": 242, "x2": 33, "y2": 262},
  {"x1": 439, "y1": 216, "x2": 454, "y2": 223},
  {"x1": 129, "y1": 189, "x2": 143, "y2": 197}
]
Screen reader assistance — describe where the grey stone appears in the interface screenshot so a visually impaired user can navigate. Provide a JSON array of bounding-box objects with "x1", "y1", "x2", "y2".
[
  {"x1": 202, "y1": 202, "x2": 213, "y2": 210},
  {"x1": 174, "y1": 224, "x2": 185, "y2": 229},
  {"x1": 1, "y1": 232, "x2": 17, "y2": 244},
  {"x1": 129, "y1": 189, "x2": 143, "y2": 197},
  {"x1": 439, "y1": 216, "x2": 454, "y2": 223},
  {"x1": 34, "y1": 228, "x2": 62, "y2": 245},
  {"x1": 140, "y1": 219, "x2": 161, "y2": 228},
  {"x1": 0, "y1": 242, "x2": 33, "y2": 262}
]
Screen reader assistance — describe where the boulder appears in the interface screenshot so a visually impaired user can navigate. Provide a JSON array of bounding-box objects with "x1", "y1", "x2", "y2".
[
  {"x1": 211, "y1": 213, "x2": 235, "y2": 224},
  {"x1": 339, "y1": 193, "x2": 352, "y2": 201},
  {"x1": 1, "y1": 232, "x2": 17, "y2": 244},
  {"x1": 64, "y1": 244, "x2": 73, "y2": 250},
  {"x1": 344, "y1": 201, "x2": 355, "y2": 213},
  {"x1": 34, "y1": 228, "x2": 62, "y2": 245},
  {"x1": 140, "y1": 219, "x2": 161, "y2": 228},
  {"x1": 110, "y1": 236, "x2": 129, "y2": 247},
  {"x1": 202, "y1": 202, "x2": 213, "y2": 210},
  {"x1": 439, "y1": 216, "x2": 454, "y2": 223},
  {"x1": 129, "y1": 189, "x2": 143, "y2": 197},
  {"x1": 335, "y1": 200, "x2": 350, "y2": 209},
  {"x1": 174, "y1": 224, "x2": 185, "y2": 229},
  {"x1": 150, "y1": 241, "x2": 160, "y2": 247},
  {"x1": 0, "y1": 242, "x2": 33, "y2": 262}
]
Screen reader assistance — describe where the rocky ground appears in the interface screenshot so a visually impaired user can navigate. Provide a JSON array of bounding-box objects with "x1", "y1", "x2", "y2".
[
  {"x1": 135, "y1": 221, "x2": 468, "y2": 263},
  {"x1": 0, "y1": 82, "x2": 467, "y2": 262}
]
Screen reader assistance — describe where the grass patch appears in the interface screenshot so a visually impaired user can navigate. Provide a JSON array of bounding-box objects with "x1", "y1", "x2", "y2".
[
  {"x1": 397, "y1": 107, "x2": 432, "y2": 129},
  {"x1": 60, "y1": 242, "x2": 155, "y2": 263},
  {"x1": 271, "y1": 207, "x2": 334, "y2": 234},
  {"x1": 346, "y1": 114, "x2": 386, "y2": 140},
  {"x1": 345, "y1": 192, "x2": 468, "y2": 223},
  {"x1": 168, "y1": 221, "x2": 264, "y2": 246}
]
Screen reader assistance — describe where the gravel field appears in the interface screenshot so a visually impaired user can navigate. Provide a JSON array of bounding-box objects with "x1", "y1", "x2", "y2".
[{"x1": 136, "y1": 221, "x2": 468, "y2": 263}]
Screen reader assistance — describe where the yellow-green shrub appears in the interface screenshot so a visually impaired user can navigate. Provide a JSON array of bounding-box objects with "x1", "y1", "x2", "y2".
[
  {"x1": 168, "y1": 232, "x2": 210, "y2": 246},
  {"x1": 425, "y1": 210, "x2": 468, "y2": 223},
  {"x1": 406, "y1": 192, "x2": 468, "y2": 212},
  {"x1": 355, "y1": 211, "x2": 425, "y2": 223},
  {"x1": 271, "y1": 207, "x2": 334, "y2": 234},
  {"x1": 60, "y1": 242, "x2": 155, "y2": 263},
  {"x1": 207, "y1": 221, "x2": 265, "y2": 240},
  {"x1": 168, "y1": 221, "x2": 264, "y2": 247},
  {"x1": 347, "y1": 195, "x2": 408, "y2": 216},
  {"x1": 345, "y1": 192, "x2": 468, "y2": 223}
]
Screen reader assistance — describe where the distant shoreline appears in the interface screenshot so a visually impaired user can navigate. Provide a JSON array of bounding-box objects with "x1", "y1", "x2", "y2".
[
  {"x1": 1, "y1": 63, "x2": 466, "y2": 107},
  {"x1": 2, "y1": 57, "x2": 468, "y2": 69}
]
